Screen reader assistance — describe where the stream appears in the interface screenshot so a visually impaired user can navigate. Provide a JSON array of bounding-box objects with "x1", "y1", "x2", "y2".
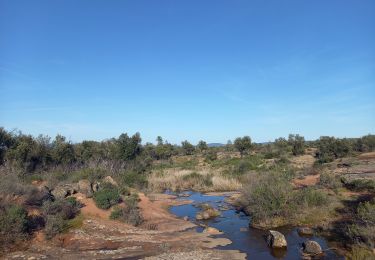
[{"x1": 168, "y1": 191, "x2": 343, "y2": 260}]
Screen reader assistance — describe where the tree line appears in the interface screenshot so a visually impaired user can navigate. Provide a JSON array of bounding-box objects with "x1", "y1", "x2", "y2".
[{"x1": 1, "y1": 127, "x2": 374, "y2": 175}]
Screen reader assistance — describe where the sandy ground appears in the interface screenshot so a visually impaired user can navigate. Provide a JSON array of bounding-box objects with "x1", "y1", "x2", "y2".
[
  {"x1": 4, "y1": 192, "x2": 246, "y2": 260},
  {"x1": 292, "y1": 174, "x2": 320, "y2": 188}
]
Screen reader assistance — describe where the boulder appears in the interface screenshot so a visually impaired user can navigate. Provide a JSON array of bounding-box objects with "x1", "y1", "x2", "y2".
[
  {"x1": 78, "y1": 179, "x2": 94, "y2": 198},
  {"x1": 51, "y1": 184, "x2": 77, "y2": 199},
  {"x1": 196, "y1": 213, "x2": 203, "y2": 220},
  {"x1": 92, "y1": 182, "x2": 100, "y2": 192},
  {"x1": 183, "y1": 216, "x2": 189, "y2": 221},
  {"x1": 297, "y1": 227, "x2": 314, "y2": 236},
  {"x1": 203, "y1": 227, "x2": 222, "y2": 235},
  {"x1": 266, "y1": 230, "x2": 287, "y2": 248},
  {"x1": 103, "y1": 176, "x2": 118, "y2": 187},
  {"x1": 303, "y1": 240, "x2": 322, "y2": 255}
]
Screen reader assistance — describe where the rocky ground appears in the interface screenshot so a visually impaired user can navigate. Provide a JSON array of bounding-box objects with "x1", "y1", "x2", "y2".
[{"x1": 4, "y1": 192, "x2": 246, "y2": 260}]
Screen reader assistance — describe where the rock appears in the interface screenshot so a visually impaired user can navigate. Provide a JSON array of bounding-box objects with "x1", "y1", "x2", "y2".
[
  {"x1": 240, "y1": 227, "x2": 248, "y2": 232},
  {"x1": 266, "y1": 230, "x2": 287, "y2": 248},
  {"x1": 196, "y1": 213, "x2": 203, "y2": 220},
  {"x1": 202, "y1": 211, "x2": 211, "y2": 219},
  {"x1": 303, "y1": 240, "x2": 322, "y2": 255},
  {"x1": 203, "y1": 227, "x2": 222, "y2": 235},
  {"x1": 78, "y1": 179, "x2": 94, "y2": 198},
  {"x1": 51, "y1": 184, "x2": 77, "y2": 199},
  {"x1": 183, "y1": 216, "x2": 189, "y2": 221},
  {"x1": 103, "y1": 176, "x2": 118, "y2": 186},
  {"x1": 297, "y1": 227, "x2": 314, "y2": 236},
  {"x1": 92, "y1": 182, "x2": 100, "y2": 192}
]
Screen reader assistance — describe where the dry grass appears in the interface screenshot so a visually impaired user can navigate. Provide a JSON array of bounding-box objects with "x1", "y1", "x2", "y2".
[{"x1": 148, "y1": 168, "x2": 242, "y2": 192}]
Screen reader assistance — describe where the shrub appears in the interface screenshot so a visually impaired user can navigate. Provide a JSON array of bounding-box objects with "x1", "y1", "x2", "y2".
[
  {"x1": 24, "y1": 187, "x2": 53, "y2": 206},
  {"x1": 42, "y1": 198, "x2": 81, "y2": 220},
  {"x1": 316, "y1": 136, "x2": 352, "y2": 163},
  {"x1": 44, "y1": 215, "x2": 66, "y2": 239},
  {"x1": 0, "y1": 204, "x2": 29, "y2": 245},
  {"x1": 295, "y1": 187, "x2": 328, "y2": 207},
  {"x1": 110, "y1": 195, "x2": 143, "y2": 226},
  {"x1": 93, "y1": 184, "x2": 121, "y2": 209},
  {"x1": 110, "y1": 207, "x2": 123, "y2": 220},
  {"x1": 120, "y1": 171, "x2": 147, "y2": 189},
  {"x1": 347, "y1": 245, "x2": 375, "y2": 260},
  {"x1": 319, "y1": 172, "x2": 342, "y2": 190},
  {"x1": 347, "y1": 200, "x2": 375, "y2": 248},
  {"x1": 241, "y1": 172, "x2": 294, "y2": 221},
  {"x1": 345, "y1": 179, "x2": 375, "y2": 192},
  {"x1": 42, "y1": 198, "x2": 82, "y2": 239},
  {"x1": 183, "y1": 172, "x2": 213, "y2": 187},
  {"x1": 204, "y1": 150, "x2": 217, "y2": 162},
  {"x1": 357, "y1": 201, "x2": 375, "y2": 226}
]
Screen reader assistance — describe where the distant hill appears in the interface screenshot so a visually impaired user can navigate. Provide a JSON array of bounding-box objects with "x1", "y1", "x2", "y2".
[{"x1": 208, "y1": 143, "x2": 225, "y2": 147}]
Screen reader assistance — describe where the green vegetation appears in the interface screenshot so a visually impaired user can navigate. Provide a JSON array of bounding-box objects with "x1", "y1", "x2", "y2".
[
  {"x1": 110, "y1": 194, "x2": 143, "y2": 226},
  {"x1": 240, "y1": 172, "x2": 329, "y2": 228},
  {"x1": 93, "y1": 184, "x2": 121, "y2": 209},
  {"x1": 0, "y1": 204, "x2": 29, "y2": 247},
  {"x1": 234, "y1": 136, "x2": 252, "y2": 157},
  {"x1": 1, "y1": 126, "x2": 375, "y2": 256}
]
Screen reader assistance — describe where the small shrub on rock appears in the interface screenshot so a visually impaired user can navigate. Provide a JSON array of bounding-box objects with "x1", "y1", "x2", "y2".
[
  {"x1": 93, "y1": 184, "x2": 121, "y2": 209},
  {"x1": 109, "y1": 194, "x2": 143, "y2": 226}
]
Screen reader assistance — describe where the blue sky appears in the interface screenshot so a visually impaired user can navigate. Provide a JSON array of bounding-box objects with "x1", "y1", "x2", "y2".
[{"x1": 1, "y1": 0, "x2": 374, "y2": 144}]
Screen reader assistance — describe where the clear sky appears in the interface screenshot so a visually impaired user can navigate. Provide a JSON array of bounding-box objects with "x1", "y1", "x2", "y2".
[{"x1": 1, "y1": 0, "x2": 374, "y2": 144}]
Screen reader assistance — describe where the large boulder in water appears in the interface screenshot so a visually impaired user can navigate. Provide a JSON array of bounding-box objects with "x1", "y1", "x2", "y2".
[
  {"x1": 78, "y1": 179, "x2": 94, "y2": 198},
  {"x1": 297, "y1": 227, "x2": 314, "y2": 236},
  {"x1": 266, "y1": 230, "x2": 287, "y2": 248},
  {"x1": 303, "y1": 240, "x2": 322, "y2": 255}
]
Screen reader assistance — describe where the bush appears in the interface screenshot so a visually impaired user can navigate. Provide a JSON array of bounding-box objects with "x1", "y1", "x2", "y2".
[
  {"x1": 319, "y1": 172, "x2": 342, "y2": 190},
  {"x1": 347, "y1": 245, "x2": 375, "y2": 260},
  {"x1": 357, "y1": 200, "x2": 375, "y2": 226},
  {"x1": 204, "y1": 150, "x2": 217, "y2": 162},
  {"x1": 110, "y1": 207, "x2": 123, "y2": 220},
  {"x1": 316, "y1": 136, "x2": 352, "y2": 163},
  {"x1": 346, "y1": 200, "x2": 375, "y2": 248},
  {"x1": 240, "y1": 172, "x2": 330, "y2": 227},
  {"x1": 42, "y1": 198, "x2": 82, "y2": 239},
  {"x1": 93, "y1": 184, "x2": 121, "y2": 209},
  {"x1": 110, "y1": 194, "x2": 143, "y2": 226},
  {"x1": 0, "y1": 204, "x2": 29, "y2": 246},
  {"x1": 241, "y1": 172, "x2": 294, "y2": 221},
  {"x1": 119, "y1": 171, "x2": 147, "y2": 189},
  {"x1": 42, "y1": 199, "x2": 80, "y2": 219},
  {"x1": 345, "y1": 179, "x2": 375, "y2": 192},
  {"x1": 182, "y1": 172, "x2": 213, "y2": 187},
  {"x1": 295, "y1": 187, "x2": 328, "y2": 207},
  {"x1": 44, "y1": 215, "x2": 66, "y2": 239}
]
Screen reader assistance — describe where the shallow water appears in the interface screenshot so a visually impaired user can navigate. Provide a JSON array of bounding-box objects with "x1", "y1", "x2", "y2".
[{"x1": 168, "y1": 191, "x2": 343, "y2": 260}]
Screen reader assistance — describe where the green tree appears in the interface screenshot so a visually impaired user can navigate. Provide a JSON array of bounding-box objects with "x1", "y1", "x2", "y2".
[
  {"x1": 156, "y1": 136, "x2": 163, "y2": 146},
  {"x1": 116, "y1": 132, "x2": 142, "y2": 161},
  {"x1": 181, "y1": 140, "x2": 195, "y2": 155},
  {"x1": 288, "y1": 134, "x2": 305, "y2": 156},
  {"x1": 274, "y1": 137, "x2": 290, "y2": 155},
  {"x1": 0, "y1": 127, "x2": 14, "y2": 165},
  {"x1": 234, "y1": 136, "x2": 252, "y2": 157},
  {"x1": 316, "y1": 136, "x2": 352, "y2": 163},
  {"x1": 197, "y1": 140, "x2": 208, "y2": 152},
  {"x1": 52, "y1": 135, "x2": 75, "y2": 165}
]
